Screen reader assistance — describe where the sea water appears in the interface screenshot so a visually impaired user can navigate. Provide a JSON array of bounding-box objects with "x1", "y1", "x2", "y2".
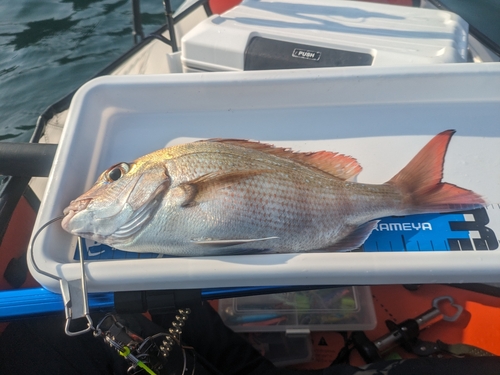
[{"x1": 0, "y1": 0, "x2": 181, "y2": 143}]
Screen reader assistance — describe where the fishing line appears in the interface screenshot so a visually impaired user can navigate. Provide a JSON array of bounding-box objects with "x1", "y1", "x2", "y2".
[{"x1": 29, "y1": 215, "x2": 65, "y2": 281}]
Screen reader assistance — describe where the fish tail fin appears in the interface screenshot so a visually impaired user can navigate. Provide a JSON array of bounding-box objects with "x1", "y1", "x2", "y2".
[{"x1": 387, "y1": 130, "x2": 485, "y2": 213}]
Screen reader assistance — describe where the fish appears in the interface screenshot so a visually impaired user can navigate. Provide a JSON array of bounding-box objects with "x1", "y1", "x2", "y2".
[{"x1": 61, "y1": 130, "x2": 484, "y2": 256}]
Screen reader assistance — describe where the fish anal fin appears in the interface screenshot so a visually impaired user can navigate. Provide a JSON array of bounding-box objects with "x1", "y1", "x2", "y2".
[
  {"x1": 206, "y1": 139, "x2": 362, "y2": 180},
  {"x1": 180, "y1": 169, "x2": 268, "y2": 207},
  {"x1": 322, "y1": 221, "x2": 379, "y2": 252},
  {"x1": 191, "y1": 236, "x2": 279, "y2": 248}
]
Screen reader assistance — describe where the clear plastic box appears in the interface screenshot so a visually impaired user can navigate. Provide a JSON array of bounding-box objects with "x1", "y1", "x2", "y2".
[
  {"x1": 218, "y1": 286, "x2": 376, "y2": 333},
  {"x1": 241, "y1": 331, "x2": 313, "y2": 367}
]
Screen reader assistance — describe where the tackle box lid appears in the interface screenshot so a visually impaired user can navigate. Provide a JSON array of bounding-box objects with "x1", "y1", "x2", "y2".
[
  {"x1": 218, "y1": 286, "x2": 376, "y2": 333},
  {"x1": 181, "y1": 0, "x2": 469, "y2": 72},
  {"x1": 29, "y1": 62, "x2": 500, "y2": 293}
]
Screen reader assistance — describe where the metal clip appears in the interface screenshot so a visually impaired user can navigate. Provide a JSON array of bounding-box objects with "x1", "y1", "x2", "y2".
[
  {"x1": 414, "y1": 295, "x2": 463, "y2": 331},
  {"x1": 433, "y1": 296, "x2": 463, "y2": 322},
  {"x1": 59, "y1": 237, "x2": 93, "y2": 336}
]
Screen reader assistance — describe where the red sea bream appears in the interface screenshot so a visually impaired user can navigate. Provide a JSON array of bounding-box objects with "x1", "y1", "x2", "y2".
[{"x1": 61, "y1": 130, "x2": 484, "y2": 256}]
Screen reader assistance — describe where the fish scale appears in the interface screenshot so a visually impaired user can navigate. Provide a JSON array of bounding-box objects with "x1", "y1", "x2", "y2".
[
  {"x1": 62, "y1": 132, "x2": 485, "y2": 256},
  {"x1": 125, "y1": 154, "x2": 387, "y2": 254}
]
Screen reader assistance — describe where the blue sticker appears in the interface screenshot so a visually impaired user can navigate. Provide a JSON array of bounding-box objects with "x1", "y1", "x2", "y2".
[
  {"x1": 74, "y1": 208, "x2": 498, "y2": 259},
  {"x1": 362, "y1": 208, "x2": 498, "y2": 252},
  {"x1": 74, "y1": 238, "x2": 161, "y2": 261}
]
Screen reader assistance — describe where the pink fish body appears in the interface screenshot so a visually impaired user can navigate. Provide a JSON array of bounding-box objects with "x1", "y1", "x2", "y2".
[{"x1": 62, "y1": 130, "x2": 484, "y2": 255}]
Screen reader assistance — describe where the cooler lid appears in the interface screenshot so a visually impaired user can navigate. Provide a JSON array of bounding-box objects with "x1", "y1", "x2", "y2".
[{"x1": 181, "y1": 0, "x2": 469, "y2": 72}]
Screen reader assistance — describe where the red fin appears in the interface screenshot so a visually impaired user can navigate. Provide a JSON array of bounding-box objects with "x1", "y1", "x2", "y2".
[
  {"x1": 387, "y1": 130, "x2": 485, "y2": 213},
  {"x1": 208, "y1": 139, "x2": 362, "y2": 180}
]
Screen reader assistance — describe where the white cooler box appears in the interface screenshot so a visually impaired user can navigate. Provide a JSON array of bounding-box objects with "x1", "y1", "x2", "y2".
[{"x1": 181, "y1": 0, "x2": 469, "y2": 72}]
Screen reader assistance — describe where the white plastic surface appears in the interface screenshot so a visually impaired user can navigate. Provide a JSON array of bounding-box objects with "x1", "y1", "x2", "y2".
[
  {"x1": 181, "y1": 0, "x2": 469, "y2": 72},
  {"x1": 29, "y1": 62, "x2": 500, "y2": 293}
]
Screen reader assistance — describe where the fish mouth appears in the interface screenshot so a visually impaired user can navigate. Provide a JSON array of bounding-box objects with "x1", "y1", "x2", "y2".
[
  {"x1": 61, "y1": 194, "x2": 161, "y2": 247},
  {"x1": 61, "y1": 198, "x2": 92, "y2": 231}
]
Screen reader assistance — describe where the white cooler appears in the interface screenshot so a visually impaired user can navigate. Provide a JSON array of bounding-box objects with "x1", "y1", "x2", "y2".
[{"x1": 181, "y1": 0, "x2": 469, "y2": 72}]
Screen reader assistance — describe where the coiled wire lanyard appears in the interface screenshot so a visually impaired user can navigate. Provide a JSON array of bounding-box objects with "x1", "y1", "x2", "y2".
[{"x1": 29, "y1": 215, "x2": 93, "y2": 336}]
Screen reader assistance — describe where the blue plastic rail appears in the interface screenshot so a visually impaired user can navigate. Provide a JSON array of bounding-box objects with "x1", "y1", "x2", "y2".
[
  {"x1": 0, "y1": 288, "x2": 113, "y2": 320},
  {"x1": 0, "y1": 285, "x2": 328, "y2": 321}
]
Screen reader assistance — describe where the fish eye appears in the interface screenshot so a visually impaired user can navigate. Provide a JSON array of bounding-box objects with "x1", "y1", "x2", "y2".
[
  {"x1": 108, "y1": 168, "x2": 122, "y2": 181},
  {"x1": 106, "y1": 162, "x2": 130, "y2": 182}
]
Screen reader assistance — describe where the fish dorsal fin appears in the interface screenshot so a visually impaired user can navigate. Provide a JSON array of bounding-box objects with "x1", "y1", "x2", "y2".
[{"x1": 207, "y1": 139, "x2": 362, "y2": 180}]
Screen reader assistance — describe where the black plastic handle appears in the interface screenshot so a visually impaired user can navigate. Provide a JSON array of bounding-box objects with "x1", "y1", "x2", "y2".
[{"x1": 0, "y1": 143, "x2": 57, "y2": 177}]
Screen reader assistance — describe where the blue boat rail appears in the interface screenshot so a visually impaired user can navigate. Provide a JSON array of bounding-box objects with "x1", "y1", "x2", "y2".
[{"x1": 0, "y1": 285, "x2": 336, "y2": 322}]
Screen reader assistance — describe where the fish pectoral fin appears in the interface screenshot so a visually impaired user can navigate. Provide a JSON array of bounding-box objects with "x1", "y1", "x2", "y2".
[
  {"x1": 191, "y1": 236, "x2": 279, "y2": 248},
  {"x1": 323, "y1": 221, "x2": 379, "y2": 252},
  {"x1": 179, "y1": 169, "x2": 269, "y2": 207}
]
